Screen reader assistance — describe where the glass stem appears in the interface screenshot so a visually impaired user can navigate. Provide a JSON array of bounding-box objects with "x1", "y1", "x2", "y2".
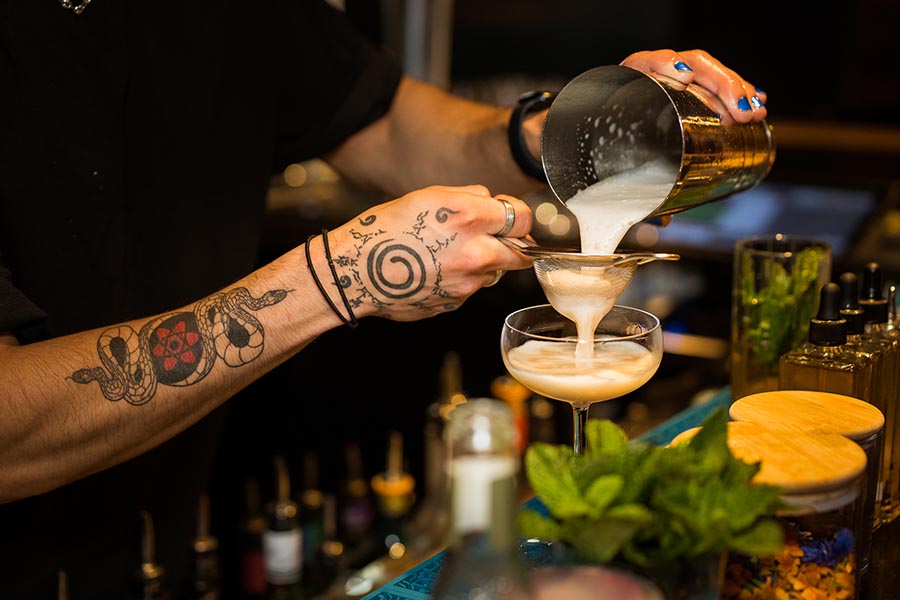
[{"x1": 573, "y1": 406, "x2": 589, "y2": 455}]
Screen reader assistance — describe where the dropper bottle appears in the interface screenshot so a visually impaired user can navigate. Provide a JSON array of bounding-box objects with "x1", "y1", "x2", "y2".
[
  {"x1": 859, "y1": 262, "x2": 900, "y2": 524},
  {"x1": 263, "y1": 455, "x2": 304, "y2": 600},
  {"x1": 237, "y1": 477, "x2": 268, "y2": 600},
  {"x1": 778, "y1": 282, "x2": 874, "y2": 399},
  {"x1": 839, "y1": 271, "x2": 892, "y2": 529}
]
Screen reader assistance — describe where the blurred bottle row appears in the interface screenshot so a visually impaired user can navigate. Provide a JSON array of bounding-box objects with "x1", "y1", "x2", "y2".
[{"x1": 49, "y1": 351, "x2": 560, "y2": 600}]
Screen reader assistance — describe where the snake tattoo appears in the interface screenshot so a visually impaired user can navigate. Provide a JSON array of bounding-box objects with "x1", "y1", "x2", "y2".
[{"x1": 70, "y1": 287, "x2": 287, "y2": 405}]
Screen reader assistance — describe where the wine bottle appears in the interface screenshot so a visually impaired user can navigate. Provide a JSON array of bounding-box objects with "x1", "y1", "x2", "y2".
[
  {"x1": 263, "y1": 455, "x2": 305, "y2": 600},
  {"x1": 297, "y1": 451, "x2": 325, "y2": 570},
  {"x1": 238, "y1": 477, "x2": 268, "y2": 600},
  {"x1": 130, "y1": 510, "x2": 171, "y2": 600},
  {"x1": 186, "y1": 493, "x2": 221, "y2": 600},
  {"x1": 338, "y1": 441, "x2": 376, "y2": 568},
  {"x1": 405, "y1": 351, "x2": 465, "y2": 560},
  {"x1": 308, "y1": 492, "x2": 346, "y2": 595},
  {"x1": 430, "y1": 398, "x2": 534, "y2": 600}
]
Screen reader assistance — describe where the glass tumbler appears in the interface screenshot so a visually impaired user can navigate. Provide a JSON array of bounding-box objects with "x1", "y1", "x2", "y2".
[{"x1": 730, "y1": 234, "x2": 831, "y2": 400}]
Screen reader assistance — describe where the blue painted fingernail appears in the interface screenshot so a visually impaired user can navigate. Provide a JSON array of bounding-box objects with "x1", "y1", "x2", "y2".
[
  {"x1": 750, "y1": 95, "x2": 764, "y2": 109},
  {"x1": 674, "y1": 61, "x2": 693, "y2": 72},
  {"x1": 737, "y1": 96, "x2": 752, "y2": 111},
  {"x1": 755, "y1": 86, "x2": 766, "y2": 95}
]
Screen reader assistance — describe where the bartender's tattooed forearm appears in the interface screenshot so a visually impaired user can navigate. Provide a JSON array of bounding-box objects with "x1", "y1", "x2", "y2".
[{"x1": 69, "y1": 287, "x2": 287, "y2": 405}]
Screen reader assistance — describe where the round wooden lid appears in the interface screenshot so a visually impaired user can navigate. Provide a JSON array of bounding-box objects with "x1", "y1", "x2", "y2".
[
  {"x1": 670, "y1": 420, "x2": 867, "y2": 493},
  {"x1": 729, "y1": 390, "x2": 884, "y2": 440}
]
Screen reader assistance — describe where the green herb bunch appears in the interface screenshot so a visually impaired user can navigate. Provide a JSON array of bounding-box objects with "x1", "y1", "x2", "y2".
[
  {"x1": 739, "y1": 245, "x2": 827, "y2": 367},
  {"x1": 517, "y1": 408, "x2": 785, "y2": 568}
]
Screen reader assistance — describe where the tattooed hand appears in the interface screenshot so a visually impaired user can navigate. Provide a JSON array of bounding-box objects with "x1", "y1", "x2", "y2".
[{"x1": 316, "y1": 184, "x2": 535, "y2": 322}]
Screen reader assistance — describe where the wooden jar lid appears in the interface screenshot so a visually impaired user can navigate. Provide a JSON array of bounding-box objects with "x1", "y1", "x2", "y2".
[
  {"x1": 671, "y1": 420, "x2": 867, "y2": 493},
  {"x1": 729, "y1": 390, "x2": 884, "y2": 440}
]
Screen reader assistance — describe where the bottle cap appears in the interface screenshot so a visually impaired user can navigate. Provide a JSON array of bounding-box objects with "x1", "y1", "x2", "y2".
[
  {"x1": 809, "y1": 282, "x2": 846, "y2": 346},
  {"x1": 838, "y1": 272, "x2": 864, "y2": 335},
  {"x1": 860, "y1": 262, "x2": 888, "y2": 324}
]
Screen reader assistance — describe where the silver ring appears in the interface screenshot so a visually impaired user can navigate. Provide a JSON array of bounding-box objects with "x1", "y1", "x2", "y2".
[
  {"x1": 484, "y1": 270, "x2": 505, "y2": 287},
  {"x1": 493, "y1": 198, "x2": 516, "y2": 237}
]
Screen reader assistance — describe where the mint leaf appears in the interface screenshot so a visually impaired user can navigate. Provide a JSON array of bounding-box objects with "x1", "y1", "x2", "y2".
[
  {"x1": 729, "y1": 519, "x2": 784, "y2": 555},
  {"x1": 584, "y1": 418, "x2": 629, "y2": 457},
  {"x1": 524, "y1": 442, "x2": 592, "y2": 518},
  {"x1": 583, "y1": 474, "x2": 624, "y2": 515},
  {"x1": 560, "y1": 517, "x2": 643, "y2": 564}
]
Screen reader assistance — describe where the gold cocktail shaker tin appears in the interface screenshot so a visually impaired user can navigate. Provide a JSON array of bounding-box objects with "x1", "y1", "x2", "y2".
[{"x1": 541, "y1": 65, "x2": 776, "y2": 219}]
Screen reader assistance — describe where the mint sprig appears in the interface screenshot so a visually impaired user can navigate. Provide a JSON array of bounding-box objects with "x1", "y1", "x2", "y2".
[
  {"x1": 740, "y1": 245, "x2": 827, "y2": 366},
  {"x1": 517, "y1": 408, "x2": 785, "y2": 567}
]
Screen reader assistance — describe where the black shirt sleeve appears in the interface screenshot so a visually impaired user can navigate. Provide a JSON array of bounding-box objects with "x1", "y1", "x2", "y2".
[
  {"x1": 0, "y1": 258, "x2": 47, "y2": 333},
  {"x1": 272, "y1": 0, "x2": 404, "y2": 171}
]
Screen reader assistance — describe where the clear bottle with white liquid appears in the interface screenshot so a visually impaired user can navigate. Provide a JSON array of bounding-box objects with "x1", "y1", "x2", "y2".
[{"x1": 431, "y1": 398, "x2": 533, "y2": 600}]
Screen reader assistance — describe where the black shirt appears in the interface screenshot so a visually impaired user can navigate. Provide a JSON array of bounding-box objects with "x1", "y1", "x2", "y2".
[{"x1": 0, "y1": 1, "x2": 401, "y2": 597}]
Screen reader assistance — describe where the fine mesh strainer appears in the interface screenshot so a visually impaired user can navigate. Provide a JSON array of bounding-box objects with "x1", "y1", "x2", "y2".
[
  {"x1": 499, "y1": 237, "x2": 679, "y2": 322},
  {"x1": 532, "y1": 248, "x2": 679, "y2": 319}
]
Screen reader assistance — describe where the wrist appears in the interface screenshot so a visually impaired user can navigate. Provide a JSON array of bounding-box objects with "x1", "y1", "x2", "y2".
[{"x1": 507, "y1": 90, "x2": 557, "y2": 182}]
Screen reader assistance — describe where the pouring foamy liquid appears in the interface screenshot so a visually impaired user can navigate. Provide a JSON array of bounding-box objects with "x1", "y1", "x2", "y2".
[
  {"x1": 538, "y1": 157, "x2": 676, "y2": 355},
  {"x1": 566, "y1": 157, "x2": 677, "y2": 255},
  {"x1": 505, "y1": 160, "x2": 671, "y2": 403}
]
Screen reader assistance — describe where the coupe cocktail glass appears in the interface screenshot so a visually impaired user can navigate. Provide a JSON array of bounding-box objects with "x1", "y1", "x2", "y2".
[{"x1": 501, "y1": 303, "x2": 662, "y2": 455}]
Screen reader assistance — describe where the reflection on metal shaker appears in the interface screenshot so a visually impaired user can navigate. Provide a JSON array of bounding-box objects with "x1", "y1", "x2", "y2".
[{"x1": 540, "y1": 65, "x2": 776, "y2": 219}]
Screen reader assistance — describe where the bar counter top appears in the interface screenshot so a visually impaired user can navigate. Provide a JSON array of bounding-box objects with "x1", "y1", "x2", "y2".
[{"x1": 360, "y1": 387, "x2": 900, "y2": 600}]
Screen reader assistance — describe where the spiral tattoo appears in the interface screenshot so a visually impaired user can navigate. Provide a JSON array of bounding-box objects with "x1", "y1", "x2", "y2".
[
  {"x1": 340, "y1": 208, "x2": 459, "y2": 314},
  {"x1": 367, "y1": 239, "x2": 427, "y2": 300}
]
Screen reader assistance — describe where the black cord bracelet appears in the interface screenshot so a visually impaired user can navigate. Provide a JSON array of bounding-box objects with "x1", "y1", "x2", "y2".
[
  {"x1": 507, "y1": 90, "x2": 557, "y2": 182},
  {"x1": 321, "y1": 228, "x2": 358, "y2": 328},
  {"x1": 305, "y1": 233, "x2": 357, "y2": 328}
]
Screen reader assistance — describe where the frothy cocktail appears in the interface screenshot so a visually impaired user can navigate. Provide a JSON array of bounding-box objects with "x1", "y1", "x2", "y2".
[{"x1": 504, "y1": 336, "x2": 658, "y2": 408}]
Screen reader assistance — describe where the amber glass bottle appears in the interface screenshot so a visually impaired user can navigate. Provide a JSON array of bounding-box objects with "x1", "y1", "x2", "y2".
[
  {"x1": 839, "y1": 271, "x2": 895, "y2": 526},
  {"x1": 779, "y1": 282, "x2": 874, "y2": 400},
  {"x1": 859, "y1": 263, "x2": 900, "y2": 523}
]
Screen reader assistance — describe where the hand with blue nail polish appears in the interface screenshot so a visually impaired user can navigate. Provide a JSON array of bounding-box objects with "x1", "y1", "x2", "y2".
[{"x1": 621, "y1": 49, "x2": 767, "y2": 123}]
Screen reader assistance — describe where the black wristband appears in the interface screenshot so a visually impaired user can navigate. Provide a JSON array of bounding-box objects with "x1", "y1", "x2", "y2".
[{"x1": 507, "y1": 90, "x2": 557, "y2": 182}]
